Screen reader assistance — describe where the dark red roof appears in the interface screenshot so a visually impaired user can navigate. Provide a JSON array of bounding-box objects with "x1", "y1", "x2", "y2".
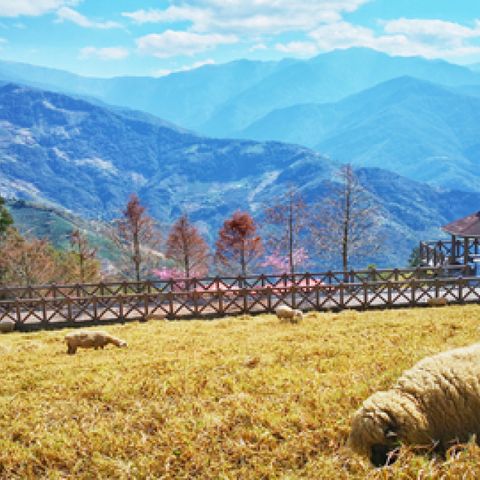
[{"x1": 443, "y1": 211, "x2": 480, "y2": 237}]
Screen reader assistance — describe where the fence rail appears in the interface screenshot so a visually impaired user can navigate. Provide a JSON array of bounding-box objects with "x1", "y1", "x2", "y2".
[
  {"x1": 1, "y1": 266, "x2": 478, "y2": 330},
  {"x1": 420, "y1": 239, "x2": 480, "y2": 267}
]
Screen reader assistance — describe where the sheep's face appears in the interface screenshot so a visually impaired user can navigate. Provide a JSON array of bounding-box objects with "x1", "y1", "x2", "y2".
[
  {"x1": 348, "y1": 394, "x2": 401, "y2": 467},
  {"x1": 370, "y1": 442, "x2": 399, "y2": 467},
  {"x1": 119, "y1": 341, "x2": 128, "y2": 348}
]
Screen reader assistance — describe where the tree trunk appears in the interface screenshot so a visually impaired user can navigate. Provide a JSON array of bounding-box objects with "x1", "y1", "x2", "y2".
[
  {"x1": 342, "y1": 181, "x2": 351, "y2": 276},
  {"x1": 133, "y1": 229, "x2": 141, "y2": 283},
  {"x1": 184, "y1": 253, "x2": 190, "y2": 279},
  {"x1": 288, "y1": 193, "x2": 294, "y2": 276},
  {"x1": 241, "y1": 240, "x2": 246, "y2": 277}
]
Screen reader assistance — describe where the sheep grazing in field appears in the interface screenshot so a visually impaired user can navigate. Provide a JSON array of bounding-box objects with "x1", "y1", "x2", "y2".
[
  {"x1": 427, "y1": 297, "x2": 448, "y2": 307},
  {"x1": 348, "y1": 342, "x2": 480, "y2": 467},
  {"x1": 275, "y1": 305, "x2": 303, "y2": 324},
  {"x1": 0, "y1": 321, "x2": 15, "y2": 333},
  {"x1": 65, "y1": 330, "x2": 127, "y2": 355}
]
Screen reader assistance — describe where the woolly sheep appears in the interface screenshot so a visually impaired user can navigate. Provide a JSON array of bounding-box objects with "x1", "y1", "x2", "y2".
[
  {"x1": 0, "y1": 321, "x2": 15, "y2": 333},
  {"x1": 65, "y1": 330, "x2": 127, "y2": 355},
  {"x1": 275, "y1": 305, "x2": 303, "y2": 324},
  {"x1": 427, "y1": 297, "x2": 448, "y2": 307},
  {"x1": 348, "y1": 342, "x2": 480, "y2": 467}
]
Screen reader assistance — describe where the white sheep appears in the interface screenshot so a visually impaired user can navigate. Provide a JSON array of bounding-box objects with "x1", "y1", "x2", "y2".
[
  {"x1": 0, "y1": 321, "x2": 15, "y2": 333},
  {"x1": 427, "y1": 297, "x2": 448, "y2": 307},
  {"x1": 65, "y1": 330, "x2": 127, "y2": 355},
  {"x1": 348, "y1": 342, "x2": 480, "y2": 467},
  {"x1": 275, "y1": 305, "x2": 303, "y2": 324}
]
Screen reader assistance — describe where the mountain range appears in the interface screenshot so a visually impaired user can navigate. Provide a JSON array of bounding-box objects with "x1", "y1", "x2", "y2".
[
  {"x1": 1, "y1": 48, "x2": 480, "y2": 139},
  {"x1": 238, "y1": 76, "x2": 480, "y2": 192},
  {"x1": 0, "y1": 48, "x2": 478, "y2": 192},
  {"x1": 1, "y1": 82, "x2": 480, "y2": 268}
]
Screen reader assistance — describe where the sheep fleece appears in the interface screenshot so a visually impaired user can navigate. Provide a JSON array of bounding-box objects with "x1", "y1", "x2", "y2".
[
  {"x1": 348, "y1": 342, "x2": 480, "y2": 460},
  {"x1": 275, "y1": 306, "x2": 303, "y2": 322},
  {"x1": 65, "y1": 330, "x2": 127, "y2": 354}
]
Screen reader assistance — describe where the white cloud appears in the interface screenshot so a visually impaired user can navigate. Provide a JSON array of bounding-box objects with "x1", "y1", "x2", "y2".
[
  {"x1": 123, "y1": 0, "x2": 370, "y2": 35},
  {"x1": 275, "y1": 41, "x2": 318, "y2": 56},
  {"x1": 0, "y1": 0, "x2": 77, "y2": 17},
  {"x1": 136, "y1": 30, "x2": 237, "y2": 58},
  {"x1": 154, "y1": 58, "x2": 216, "y2": 76},
  {"x1": 384, "y1": 18, "x2": 480, "y2": 41},
  {"x1": 308, "y1": 19, "x2": 480, "y2": 60},
  {"x1": 249, "y1": 43, "x2": 268, "y2": 52},
  {"x1": 56, "y1": 7, "x2": 121, "y2": 29},
  {"x1": 79, "y1": 46, "x2": 129, "y2": 60}
]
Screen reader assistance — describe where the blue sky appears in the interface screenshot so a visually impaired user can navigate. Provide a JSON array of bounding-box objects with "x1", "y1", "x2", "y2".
[{"x1": 0, "y1": 0, "x2": 478, "y2": 77}]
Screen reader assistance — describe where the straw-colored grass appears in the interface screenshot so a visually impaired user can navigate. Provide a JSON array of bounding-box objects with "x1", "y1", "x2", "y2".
[{"x1": 1, "y1": 305, "x2": 480, "y2": 479}]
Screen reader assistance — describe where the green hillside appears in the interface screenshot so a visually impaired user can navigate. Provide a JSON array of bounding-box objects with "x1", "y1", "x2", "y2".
[{"x1": 6, "y1": 199, "x2": 116, "y2": 261}]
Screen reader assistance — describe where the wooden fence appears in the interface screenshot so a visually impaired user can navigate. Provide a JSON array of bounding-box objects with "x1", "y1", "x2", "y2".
[
  {"x1": 1, "y1": 266, "x2": 479, "y2": 331},
  {"x1": 420, "y1": 239, "x2": 480, "y2": 268}
]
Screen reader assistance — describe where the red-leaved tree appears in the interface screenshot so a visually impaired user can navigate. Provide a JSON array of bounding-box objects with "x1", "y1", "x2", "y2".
[
  {"x1": 165, "y1": 214, "x2": 210, "y2": 278},
  {"x1": 215, "y1": 211, "x2": 263, "y2": 276},
  {"x1": 112, "y1": 194, "x2": 161, "y2": 282}
]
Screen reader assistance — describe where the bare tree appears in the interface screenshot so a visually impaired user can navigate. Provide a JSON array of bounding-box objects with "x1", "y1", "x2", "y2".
[
  {"x1": 215, "y1": 211, "x2": 263, "y2": 276},
  {"x1": 166, "y1": 214, "x2": 210, "y2": 278},
  {"x1": 69, "y1": 229, "x2": 98, "y2": 283},
  {"x1": 0, "y1": 229, "x2": 58, "y2": 286},
  {"x1": 313, "y1": 164, "x2": 380, "y2": 272},
  {"x1": 264, "y1": 188, "x2": 310, "y2": 275},
  {"x1": 111, "y1": 194, "x2": 161, "y2": 282}
]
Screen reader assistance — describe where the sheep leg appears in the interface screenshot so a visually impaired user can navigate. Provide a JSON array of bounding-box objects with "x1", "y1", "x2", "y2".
[{"x1": 67, "y1": 344, "x2": 77, "y2": 355}]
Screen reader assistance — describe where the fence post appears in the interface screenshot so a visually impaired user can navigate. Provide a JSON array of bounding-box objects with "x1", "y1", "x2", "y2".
[
  {"x1": 42, "y1": 298, "x2": 48, "y2": 326},
  {"x1": 166, "y1": 292, "x2": 173, "y2": 318},
  {"x1": 387, "y1": 281, "x2": 392, "y2": 307},
  {"x1": 458, "y1": 277, "x2": 464, "y2": 304},
  {"x1": 363, "y1": 281, "x2": 368, "y2": 309},
  {"x1": 339, "y1": 283, "x2": 345, "y2": 310},
  {"x1": 118, "y1": 294, "x2": 124, "y2": 322},
  {"x1": 92, "y1": 295, "x2": 98, "y2": 322},
  {"x1": 143, "y1": 293, "x2": 149, "y2": 321},
  {"x1": 67, "y1": 296, "x2": 73, "y2": 324},
  {"x1": 218, "y1": 291, "x2": 224, "y2": 316},
  {"x1": 15, "y1": 297, "x2": 21, "y2": 327},
  {"x1": 410, "y1": 279, "x2": 416, "y2": 307}
]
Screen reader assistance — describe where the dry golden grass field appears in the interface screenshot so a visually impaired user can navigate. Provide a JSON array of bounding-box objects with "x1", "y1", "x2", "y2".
[{"x1": 2, "y1": 306, "x2": 480, "y2": 479}]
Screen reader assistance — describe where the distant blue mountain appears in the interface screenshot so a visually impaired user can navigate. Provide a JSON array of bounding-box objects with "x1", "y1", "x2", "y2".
[
  {"x1": 1, "y1": 83, "x2": 480, "y2": 267},
  {"x1": 239, "y1": 76, "x2": 480, "y2": 192},
  {"x1": 0, "y1": 48, "x2": 479, "y2": 137},
  {"x1": 0, "y1": 58, "x2": 290, "y2": 132},
  {"x1": 468, "y1": 63, "x2": 480, "y2": 72},
  {"x1": 201, "y1": 48, "x2": 480, "y2": 136}
]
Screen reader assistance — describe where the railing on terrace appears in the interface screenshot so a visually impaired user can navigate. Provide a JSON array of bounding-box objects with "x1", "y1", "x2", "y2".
[
  {"x1": 420, "y1": 239, "x2": 480, "y2": 268},
  {"x1": 0, "y1": 266, "x2": 478, "y2": 330}
]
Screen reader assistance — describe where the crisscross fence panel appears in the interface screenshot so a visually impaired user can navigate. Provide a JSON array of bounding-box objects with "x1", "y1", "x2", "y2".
[
  {"x1": 0, "y1": 266, "x2": 478, "y2": 330},
  {"x1": 420, "y1": 239, "x2": 480, "y2": 268}
]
